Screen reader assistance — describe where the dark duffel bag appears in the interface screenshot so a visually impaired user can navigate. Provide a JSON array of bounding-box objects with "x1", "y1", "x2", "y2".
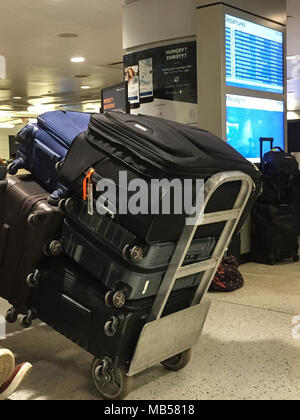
[
  {"x1": 59, "y1": 112, "x2": 261, "y2": 244},
  {"x1": 0, "y1": 175, "x2": 64, "y2": 310},
  {"x1": 251, "y1": 202, "x2": 299, "y2": 265}
]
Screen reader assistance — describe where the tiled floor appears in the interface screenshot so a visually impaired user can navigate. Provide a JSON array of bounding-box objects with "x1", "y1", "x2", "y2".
[{"x1": 0, "y1": 260, "x2": 300, "y2": 400}]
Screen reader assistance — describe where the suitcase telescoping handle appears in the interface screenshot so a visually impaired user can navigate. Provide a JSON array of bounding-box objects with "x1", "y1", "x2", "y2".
[{"x1": 260, "y1": 137, "x2": 274, "y2": 163}]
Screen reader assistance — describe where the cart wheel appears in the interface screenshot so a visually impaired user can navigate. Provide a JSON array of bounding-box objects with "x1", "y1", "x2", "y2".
[
  {"x1": 6, "y1": 308, "x2": 18, "y2": 324},
  {"x1": 161, "y1": 349, "x2": 192, "y2": 372},
  {"x1": 293, "y1": 255, "x2": 299, "y2": 262},
  {"x1": 91, "y1": 358, "x2": 133, "y2": 400}
]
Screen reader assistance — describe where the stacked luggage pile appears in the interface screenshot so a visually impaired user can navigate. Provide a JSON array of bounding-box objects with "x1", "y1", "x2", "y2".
[
  {"x1": 251, "y1": 138, "x2": 300, "y2": 265},
  {"x1": 0, "y1": 110, "x2": 259, "y2": 399}
]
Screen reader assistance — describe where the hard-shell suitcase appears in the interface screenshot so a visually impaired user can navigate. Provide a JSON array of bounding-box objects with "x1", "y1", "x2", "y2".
[
  {"x1": 0, "y1": 175, "x2": 64, "y2": 312},
  {"x1": 59, "y1": 112, "x2": 261, "y2": 244},
  {"x1": 29, "y1": 257, "x2": 194, "y2": 368},
  {"x1": 61, "y1": 219, "x2": 216, "y2": 301},
  {"x1": 8, "y1": 111, "x2": 90, "y2": 204},
  {"x1": 251, "y1": 202, "x2": 299, "y2": 265},
  {"x1": 61, "y1": 197, "x2": 216, "y2": 265}
]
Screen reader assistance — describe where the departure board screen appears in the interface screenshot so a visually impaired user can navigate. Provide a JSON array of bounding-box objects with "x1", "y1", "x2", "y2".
[{"x1": 225, "y1": 14, "x2": 284, "y2": 94}]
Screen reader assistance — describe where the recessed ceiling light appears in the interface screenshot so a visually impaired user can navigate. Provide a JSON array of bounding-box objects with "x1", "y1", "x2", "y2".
[
  {"x1": 13, "y1": 96, "x2": 22, "y2": 100},
  {"x1": 71, "y1": 57, "x2": 85, "y2": 63},
  {"x1": 81, "y1": 86, "x2": 91, "y2": 89},
  {"x1": 58, "y1": 33, "x2": 79, "y2": 38},
  {"x1": 74, "y1": 74, "x2": 90, "y2": 78}
]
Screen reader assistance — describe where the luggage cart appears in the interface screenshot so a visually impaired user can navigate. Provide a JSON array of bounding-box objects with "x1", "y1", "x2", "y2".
[{"x1": 90, "y1": 171, "x2": 255, "y2": 399}]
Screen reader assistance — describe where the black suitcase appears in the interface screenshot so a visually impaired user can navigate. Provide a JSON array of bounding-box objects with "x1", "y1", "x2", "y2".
[
  {"x1": 28, "y1": 257, "x2": 194, "y2": 374},
  {"x1": 59, "y1": 112, "x2": 260, "y2": 244},
  {"x1": 251, "y1": 202, "x2": 299, "y2": 265},
  {"x1": 289, "y1": 172, "x2": 300, "y2": 234},
  {"x1": 0, "y1": 175, "x2": 64, "y2": 314},
  {"x1": 61, "y1": 218, "x2": 216, "y2": 301}
]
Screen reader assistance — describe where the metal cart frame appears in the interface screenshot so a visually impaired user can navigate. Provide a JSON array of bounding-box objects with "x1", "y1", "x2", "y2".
[{"x1": 128, "y1": 171, "x2": 254, "y2": 377}]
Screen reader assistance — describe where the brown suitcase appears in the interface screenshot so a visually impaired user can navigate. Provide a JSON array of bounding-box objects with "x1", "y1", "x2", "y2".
[{"x1": 0, "y1": 174, "x2": 64, "y2": 314}]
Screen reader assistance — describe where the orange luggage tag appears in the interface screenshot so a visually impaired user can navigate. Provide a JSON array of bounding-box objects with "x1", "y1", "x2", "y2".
[{"x1": 83, "y1": 168, "x2": 95, "y2": 216}]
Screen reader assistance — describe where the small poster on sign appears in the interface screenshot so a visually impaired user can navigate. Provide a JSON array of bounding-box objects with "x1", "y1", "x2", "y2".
[{"x1": 125, "y1": 65, "x2": 140, "y2": 105}]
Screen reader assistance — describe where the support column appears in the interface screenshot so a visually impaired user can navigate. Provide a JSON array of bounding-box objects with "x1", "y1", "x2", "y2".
[{"x1": 196, "y1": 0, "x2": 287, "y2": 259}]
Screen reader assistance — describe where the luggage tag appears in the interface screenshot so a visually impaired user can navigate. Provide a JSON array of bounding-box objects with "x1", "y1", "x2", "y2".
[{"x1": 83, "y1": 168, "x2": 95, "y2": 216}]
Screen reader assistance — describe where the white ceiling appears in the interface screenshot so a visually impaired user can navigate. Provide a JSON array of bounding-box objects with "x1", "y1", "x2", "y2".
[
  {"x1": 0, "y1": 0, "x2": 299, "y2": 125},
  {"x1": 0, "y1": 0, "x2": 124, "y2": 123}
]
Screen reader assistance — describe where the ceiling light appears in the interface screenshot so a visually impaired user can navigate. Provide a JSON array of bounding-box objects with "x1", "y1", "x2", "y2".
[
  {"x1": 58, "y1": 33, "x2": 78, "y2": 38},
  {"x1": 13, "y1": 96, "x2": 22, "y2": 100},
  {"x1": 81, "y1": 86, "x2": 91, "y2": 89},
  {"x1": 74, "y1": 74, "x2": 90, "y2": 78},
  {"x1": 287, "y1": 56, "x2": 297, "y2": 60},
  {"x1": 71, "y1": 57, "x2": 85, "y2": 63}
]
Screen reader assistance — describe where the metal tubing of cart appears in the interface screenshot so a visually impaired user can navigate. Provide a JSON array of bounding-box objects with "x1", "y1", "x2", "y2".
[{"x1": 128, "y1": 171, "x2": 254, "y2": 377}]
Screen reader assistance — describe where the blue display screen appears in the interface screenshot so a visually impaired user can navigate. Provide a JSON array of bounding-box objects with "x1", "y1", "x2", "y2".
[
  {"x1": 225, "y1": 15, "x2": 284, "y2": 94},
  {"x1": 226, "y1": 95, "x2": 285, "y2": 162}
]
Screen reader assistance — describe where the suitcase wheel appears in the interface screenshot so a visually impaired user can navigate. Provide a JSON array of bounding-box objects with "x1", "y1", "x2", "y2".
[
  {"x1": 28, "y1": 211, "x2": 46, "y2": 228},
  {"x1": 122, "y1": 244, "x2": 144, "y2": 263},
  {"x1": 104, "y1": 290, "x2": 126, "y2": 309},
  {"x1": 44, "y1": 240, "x2": 63, "y2": 257},
  {"x1": 26, "y1": 271, "x2": 41, "y2": 288},
  {"x1": 104, "y1": 316, "x2": 120, "y2": 337},
  {"x1": 55, "y1": 160, "x2": 64, "y2": 175},
  {"x1": 58, "y1": 198, "x2": 77, "y2": 214},
  {"x1": 5, "y1": 308, "x2": 19, "y2": 324},
  {"x1": 293, "y1": 255, "x2": 299, "y2": 262},
  {"x1": 7, "y1": 162, "x2": 18, "y2": 176},
  {"x1": 91, "y1": 357, "x2": 133, "y2": 400},
  {"x1": 20, "y1": 309, "x2": 37, "y2": 329},
  {"x1": 161, "y1": 349, "x2": 192, "y2": 372}
]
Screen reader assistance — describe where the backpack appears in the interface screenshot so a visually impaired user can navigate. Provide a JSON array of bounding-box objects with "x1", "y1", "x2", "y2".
[
  {"x1": 209, "y1": 256, "x2": 244, "y2": 293},
  {"x1": 259, "y1": 148, "x2": 299, "y2": 204}
]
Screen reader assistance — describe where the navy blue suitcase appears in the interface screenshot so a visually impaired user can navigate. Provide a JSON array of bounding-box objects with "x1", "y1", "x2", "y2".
[{"x1": 8, "y1": 110, "x2": 90, "y2": 204}]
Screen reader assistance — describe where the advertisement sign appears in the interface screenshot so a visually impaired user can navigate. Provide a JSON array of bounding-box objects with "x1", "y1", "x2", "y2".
[
  {"x1": 123, "y1": 41, "x2": 198, "y2": 124},
  {"x1": 101, "y1": 82, "x2": 130, "y2": 114}
]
